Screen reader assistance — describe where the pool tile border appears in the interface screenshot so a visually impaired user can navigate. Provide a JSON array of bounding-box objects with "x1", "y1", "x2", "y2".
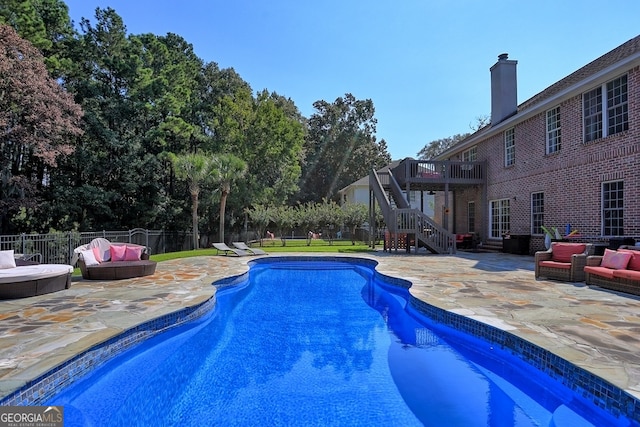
[
  {"x1": 409, "y1": 296, "x2": 640, "y2": 423},
  {"x1": 0, "y1": 297, "x2": 216, "y2": 406}
]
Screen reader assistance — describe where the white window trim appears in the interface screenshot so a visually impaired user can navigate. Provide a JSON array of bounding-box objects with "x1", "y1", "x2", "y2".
[
  {"x1": 504, "y1": 128, "x2": 515, "y2": 167},
  {"x1": 546, "y1": 107, "x2": 561, "y2": 154},
  {"x1": 462, "y1": 146, "x2": 477, "y2": 162},
  {"x1": 601, "y1": 180, "x2": 624, "y2": 237},
  {"x1": 583, "y1": 73, "x2": 628, "y2": 143},
  {"x1": 531, "y1": 192, "x2": 544, "y2": 235},
  {"x1": 489, "y1": 198, "x2": 510, "y2": 239}
]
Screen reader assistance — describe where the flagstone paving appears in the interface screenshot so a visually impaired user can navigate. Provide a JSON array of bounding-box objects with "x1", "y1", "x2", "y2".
[{"x1": 1, "y1": 251, "x2": 639, "y2": 403}]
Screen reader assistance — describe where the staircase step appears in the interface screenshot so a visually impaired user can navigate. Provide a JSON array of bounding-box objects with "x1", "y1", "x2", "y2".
[{"x1": 476, "y1": 241, "x2": 502, "y2": 253}]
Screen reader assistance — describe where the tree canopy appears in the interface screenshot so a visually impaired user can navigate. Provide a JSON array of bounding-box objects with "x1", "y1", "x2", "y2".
[
  {"x1": 0, "y1": 23, "x2": 83, "y2": 232},
  {"x1": 0, "y1": 4, "x2": 393, "y2": 243},
  {"x1": 300, "y1": 93, "x2": 391, "y2": 202}
]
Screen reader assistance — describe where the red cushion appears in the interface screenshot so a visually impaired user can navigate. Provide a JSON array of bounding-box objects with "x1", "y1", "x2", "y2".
[
  {"x1": 110, "y1": 245, "x2": 127, "y2": 262},
  {"x1": 539, "y1": 260, "x2": 571, "y2": 270},
  {"x1": 584, "y1": 266, "x2": 616, "y2": 279},
  {"x1": 617, "y1": 249, "x2": 640, "y2": 271},
  {"x1": 600, "y1": 249, "x2": 632, "y2": 269},
  {"x1": 612, "y1": 269, "x2": 640, "y2": 281},
  {"x1": 551, "y1": 243, "x2": 586, "y2": 263},
  {"x1": 124, "y1": 245, "x2": 143, "y2": 261}
]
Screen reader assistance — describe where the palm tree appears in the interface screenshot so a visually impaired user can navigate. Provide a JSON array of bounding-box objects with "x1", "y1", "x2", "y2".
[
  {"x1": 211, "y1": 154, "x2": 247, "y2": 243},
  {"x1": 169, "y1": 153, "x2": 212, "y2": 250}
]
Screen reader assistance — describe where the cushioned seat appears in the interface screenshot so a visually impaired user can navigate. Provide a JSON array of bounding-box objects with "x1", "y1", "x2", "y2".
[
  {"x1": 583, "y1": 265, "x2": 616, "y2": 279},
  {"x1": 584, "y1": 248, "x2": 640, "y2": 296},
  {"x1": 0, "y1": 251, "x2": 72, "y2": 299},
  {"x1": 535, "y1": 242, "x2": 592, "y2": 282},
  {"x1": 73, "y1": 239, "x2": 157, "y2": 280}
]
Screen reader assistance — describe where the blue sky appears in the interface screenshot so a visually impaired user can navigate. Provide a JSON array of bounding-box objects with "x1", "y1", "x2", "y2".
[{"x1": 64, "y1": 0, "x2": 640, "y2": 160}]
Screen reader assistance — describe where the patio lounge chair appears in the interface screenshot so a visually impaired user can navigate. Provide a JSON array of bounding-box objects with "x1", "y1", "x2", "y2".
[
  {"x1": 212, "y1": 243, "x2": 250, "y2": 256},
  {"x1": 232, "y1": 242, "x2": 267, "y2": 255},
  {"x1": 535, "y1": 242, "x2": 592, "y2": 282},
  {"x1": 0, "y1": 250, "x2": 72, "y2": 299},
  {"x1": 72, "y1": 238, "x2": 157, "y2": 280}
]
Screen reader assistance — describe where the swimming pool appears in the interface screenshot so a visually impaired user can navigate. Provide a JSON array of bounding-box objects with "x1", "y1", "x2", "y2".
[{"x1": 45, "y1": 258, "x2": 634, "y2": 426}]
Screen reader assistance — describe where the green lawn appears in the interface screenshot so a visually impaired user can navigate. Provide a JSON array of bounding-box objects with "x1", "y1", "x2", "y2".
[
  {"x1": 150, "y1": 239, "x2": 379, "y2": 262},
  {"x1": 72, "y1": 239, "x2": 380, "y2": 276}
]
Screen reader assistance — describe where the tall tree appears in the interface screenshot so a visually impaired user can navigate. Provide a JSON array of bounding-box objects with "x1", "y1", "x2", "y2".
[
  {"x1": 242, "y1": 90, "x2": 304, "y2": 205},
  {"x1": 169, "y1": 153, "x2": 212, "y2": 250},
  {"x1": 210, "y1": 153, "x2": 247, "y2": 243},
  {"x1": 416, "y1": 115, "x2": 489, "y2": 159},
  {"x1": 57, "y1": 8, "x2": 154, "y2": 230},
  {"x1": 0, "y1": 24, "x2": 83, "y2": 233},
  {"x1": 0, "y1": 0, "x2": 74, "y2": 76},
  {"x1": 300, "y1": 93, "x2": 390, "y2": 202},
  {"x1": 416, "y1": 134, "x2": 469, "y2": 160}
]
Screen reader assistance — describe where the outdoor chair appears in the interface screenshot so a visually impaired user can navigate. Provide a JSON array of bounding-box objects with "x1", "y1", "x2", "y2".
[
  {"x1": 535, "y1": 242, "x2": 593, "y2": 282},
  {"x1": 72, "y1": 238, "x2": 156, "y2": 280},
  {"x1": 212, "y1": 243, "x2": 250, "y2": 256},
  {"x1": 232, "y1": 242, "x2": 267, "y2": 255}
]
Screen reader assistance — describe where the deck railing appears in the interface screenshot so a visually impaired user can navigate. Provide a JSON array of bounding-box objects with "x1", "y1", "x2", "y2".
[
  {"x1": 369, "y1": 169, "x2": 455, "y2": 254},
  {"x1": 393, "y1": 159, "x2": 486, "y2": 186}
]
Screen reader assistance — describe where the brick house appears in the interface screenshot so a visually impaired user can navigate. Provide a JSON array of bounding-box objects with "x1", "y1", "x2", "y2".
[{"x1": 432, "y1": 35, "x2": 640, "y2": 253}]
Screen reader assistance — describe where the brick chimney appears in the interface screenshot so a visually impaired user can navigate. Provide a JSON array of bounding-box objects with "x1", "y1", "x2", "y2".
[{"x1": 490, "y1": 53, "x2": 518, "y2": 125}]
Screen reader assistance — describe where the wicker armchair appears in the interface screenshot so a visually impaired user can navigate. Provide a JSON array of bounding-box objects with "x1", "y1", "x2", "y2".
[{"x1": 535, "y1": 242, "x2": 593, "y2": 282}]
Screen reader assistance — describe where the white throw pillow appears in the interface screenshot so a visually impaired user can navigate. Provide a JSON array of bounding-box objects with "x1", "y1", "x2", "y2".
[
  {"x1": 81, "y1": 249, "x2": 100, "y2": 266},
  {"x1": 0, "y1": 250, "x2": 16, "y2": 269}
]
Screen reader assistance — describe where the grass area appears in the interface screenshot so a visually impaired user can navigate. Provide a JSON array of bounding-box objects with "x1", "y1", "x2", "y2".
[
  {"x1": 72, "y1": 240, "x2": 379, "y2": 276},
  {"x1": 150, "y1": 239, "x2": 379, "y2": 262}
]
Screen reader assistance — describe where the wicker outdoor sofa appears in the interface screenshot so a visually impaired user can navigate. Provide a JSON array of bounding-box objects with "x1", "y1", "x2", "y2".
[
  {"x1": 73, "y1": 238, "x2": 157, "y2": 280},
  {"x1": 584, "y1": 246, "x2": 640, "y2": 296},
  {"x1": 0, "y1": 251, "x2": 72, "y2": 299}
]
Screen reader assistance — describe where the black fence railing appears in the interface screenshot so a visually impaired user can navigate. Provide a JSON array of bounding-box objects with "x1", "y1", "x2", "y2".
[{"x1": 0, "y1": 229, "x2": 194, "y2": 265}]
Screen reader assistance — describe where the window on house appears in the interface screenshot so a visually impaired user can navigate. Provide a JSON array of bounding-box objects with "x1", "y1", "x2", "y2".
[
  {"x1": 462, "y1": 146, "x2": 477, "y2": 162},
  {"x1": 546, "y1": 107, "x2": 561, "y2": 154},
  {"x1": 583, "y1": 74, "x2": 628, "y2": 142},
  {"x1": 468, "y1": 201, "x2": 475, "y2": 233},
  {"x1": 602, "y1": 181, "x2": 624, "y2": 236},
  {"x1": 504, "y1": 128, "x2": 515, "y2": 166},
  {"x1": 531, "y1": 192, "x2": 544, "y2": 235},
  {"x1": 490, "y1": 199, "x2": 510, "y2": 238},
  {"x1": 607, "y1": 75, "x2": 628, "y2": 135}
]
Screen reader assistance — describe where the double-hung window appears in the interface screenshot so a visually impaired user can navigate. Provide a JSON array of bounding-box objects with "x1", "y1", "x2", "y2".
[
  {"x1": 602, "y1": 181, "x2": 623, "y2": 236},
  {"x1": 504, "y1": 128, "x2": 515, "y2": 166},
  {"x1": 583, "y1": 74, "x2": 628, "y2": 142},
  {"x1": 462, "y1": 146, "x2": 477, "y2": 162},
  {"x1": 531, "y1": 192, "x2": 544, "y2": 235},
  {"x1": 546, "y1": 107, "x2": 561, "y2": 154}
]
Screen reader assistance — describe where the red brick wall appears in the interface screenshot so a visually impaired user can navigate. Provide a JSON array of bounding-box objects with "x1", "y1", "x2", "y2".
[{"x1": 454, "y1": 66, "x2": 640, "y2": 252}]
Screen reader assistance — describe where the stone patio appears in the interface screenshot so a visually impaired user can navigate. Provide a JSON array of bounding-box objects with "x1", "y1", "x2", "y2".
[{"x1": 1, "y1": 251, "x2": 639, "y2": 407}]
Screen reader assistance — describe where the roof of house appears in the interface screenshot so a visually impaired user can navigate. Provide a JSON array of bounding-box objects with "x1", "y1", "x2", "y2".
[
  {"x1": 439, "y1": 34, "x2": 640, "y2": 158},
  {"x1": 518, "y1": 34, "x2": 640, "y2": 112}
]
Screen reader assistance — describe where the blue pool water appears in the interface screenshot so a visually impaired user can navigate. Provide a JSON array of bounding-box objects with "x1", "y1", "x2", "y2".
[{"x1": 47, "y1": 259, "x2": 630, "y2": 426}]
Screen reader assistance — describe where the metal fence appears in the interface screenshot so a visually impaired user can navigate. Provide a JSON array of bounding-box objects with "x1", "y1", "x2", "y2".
[{"x1": 0, "y1": 229, "x2": 194, "y2": 265}]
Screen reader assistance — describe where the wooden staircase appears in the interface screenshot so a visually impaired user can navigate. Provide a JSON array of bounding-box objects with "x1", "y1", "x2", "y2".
[{"x1": 369, "y1": 169, "x2": 455, "y2": 254}]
